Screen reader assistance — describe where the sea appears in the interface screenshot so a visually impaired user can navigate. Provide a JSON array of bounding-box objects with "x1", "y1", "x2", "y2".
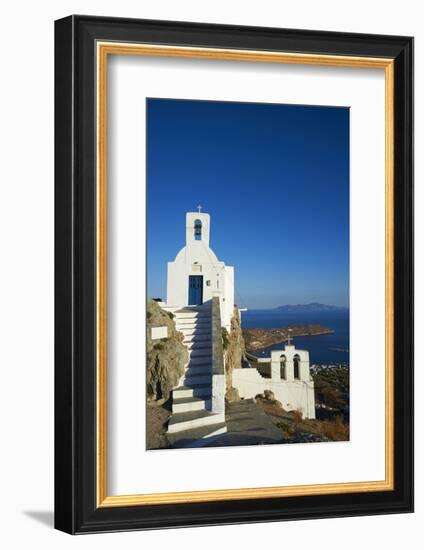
[{"x1": 241, "y1": 309, "x2": 349, "y2": 366}]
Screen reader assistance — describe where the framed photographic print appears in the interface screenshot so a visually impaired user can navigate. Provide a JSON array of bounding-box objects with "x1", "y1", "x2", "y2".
[{"x1": 54, "y1": 15, "x2": 414, "y2": 533}]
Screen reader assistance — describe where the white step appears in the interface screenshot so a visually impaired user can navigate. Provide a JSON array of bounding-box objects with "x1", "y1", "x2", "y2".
[
  {"x1": 181, "y1": 373, "x2": 211, "y2": 386},
  {"x1": 186, "y1": 349, "x2": 211, "y2": 356},
  {"x1": 184, "y1": 364, "x2": 212, "y2": 376},
  {"x1": 175, "y1": 312, "x2": 210, "y2": 320},
  {"x1": 188, "y1": 348, "x2": 212, "y2": 358},
  {"x1": 178, "y1": 324, "x2": 209, "y2": 331},
  {"x1": 168, "y1": 410, "x2": 225, "y2": 433},
  {"x1": 176, "y1": 327, "x2": 211, "y2": 335},
  {"x1": 184, "y1": 361, "x2": 212, "y2": 372},
  {"x1": 173, "y1": 384, "x2": 211, "y2": 399},
  {"x1": 185, "y1": 341, "x2": 211, "y2": 351},
  {"x1": 179, "y1": 327, "x2": 211, "y2": 336},
  {"x1": 176, "y1": 317, "x2": 210, "y2": 325},
  {"x1": 188, "y1": 341, "x2": 211, "y2": 349},
  {"x1": 184, "y1": 334, "x2": 211, "y2": 343},
  {"x1": 172, "y1": 396, "x2": 211, "y2": 413},
  {"x1": 187, "y1": 358, "x2": 212, "y2": 366},
  {"x1": 177, "y1": 329, "x2": 211, "y2": 336}
]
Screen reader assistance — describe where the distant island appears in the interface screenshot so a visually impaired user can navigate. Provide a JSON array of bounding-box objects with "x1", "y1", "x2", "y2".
[
  {"x1": 274, "y1": 302, "x2": 348, "y2": 313},
  {"x1": 243, "y1": 325, "x2": 334, "y2": 353}
]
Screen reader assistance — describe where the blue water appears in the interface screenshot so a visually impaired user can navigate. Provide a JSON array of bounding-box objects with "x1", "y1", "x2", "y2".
[{"x1": 242, "y1": 309, "x2": 349, "y2": 366}]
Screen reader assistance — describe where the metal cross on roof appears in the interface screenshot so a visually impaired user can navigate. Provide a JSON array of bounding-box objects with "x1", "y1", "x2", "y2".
[
  {"x1": 286, "y1": 329, "x2": 293, "y2": 345},
  {"x1": 197, "y1": 204, "x2": 202, "y2": 213}
]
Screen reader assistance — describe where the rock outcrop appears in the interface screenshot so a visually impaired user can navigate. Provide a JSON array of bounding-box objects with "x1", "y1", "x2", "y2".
[
  {"x1": 224, "y1": 306, "x2": 247, "y2": 402},
  {"x1": 146, "y1": 300, "x2": 188, "y2": 402}
]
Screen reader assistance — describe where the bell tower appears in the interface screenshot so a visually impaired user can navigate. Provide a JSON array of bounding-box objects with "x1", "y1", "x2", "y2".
[
  {"x1": 186, "y1": 206, "x2": 210, "y2": 247},
  {"x1": 167, "y1": 207, "x2": 234, "y2": 329}
]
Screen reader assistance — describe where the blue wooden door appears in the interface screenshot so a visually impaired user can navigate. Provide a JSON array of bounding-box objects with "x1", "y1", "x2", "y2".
[{"x1": 188, "y1": 275, "x2": 203, "y2": 305}]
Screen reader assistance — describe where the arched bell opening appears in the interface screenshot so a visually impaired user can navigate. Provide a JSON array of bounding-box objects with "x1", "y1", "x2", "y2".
[
  {"x1": 194, "y1": 219, "x2": 202, "y2": 240},
  {"x1": 293, "y1": 354, "x2": 301, "y2": 380},
  {"x1": 280, "y1": 354, "x2": 287, "y2": 380}
]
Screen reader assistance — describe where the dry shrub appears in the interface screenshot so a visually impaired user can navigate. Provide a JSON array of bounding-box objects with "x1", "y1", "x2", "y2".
[
  {"x1": 291, "y1": 408, "x2": 303, "y2": 425},
  {"x1": 318, "y1": 416, "x2": 349, "y2": 441},
  {"x1": 276, "y1": 420, "x2": 295, "y2": 437}
]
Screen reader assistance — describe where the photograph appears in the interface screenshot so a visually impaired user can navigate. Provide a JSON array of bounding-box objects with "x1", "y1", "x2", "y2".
[{"x1": 146, "y1": 97, "x2": 350, "y2": 450}]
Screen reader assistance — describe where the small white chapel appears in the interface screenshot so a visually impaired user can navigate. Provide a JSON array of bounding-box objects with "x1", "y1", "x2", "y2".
[{"x1": 232, "y1": 339, "x2": 316, "y2": 419}]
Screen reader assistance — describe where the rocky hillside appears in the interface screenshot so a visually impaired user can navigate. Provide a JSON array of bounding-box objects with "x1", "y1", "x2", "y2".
[
  {"x1": 223, "y1": 306, "x2": 247, "y2": 402},
  {"x1": 146, "y1": 300, "x2": 188, "y2": 402}
]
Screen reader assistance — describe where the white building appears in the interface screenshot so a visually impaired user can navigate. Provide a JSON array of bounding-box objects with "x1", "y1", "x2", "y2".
[
  {"x1": 233, "y1": 342, "x2": 316, "y2": 419},
  {"x1": 164, "y1": 209, "x2": 316, "y2": 426},
  {"x1": 166, "y1": 210, "x2": 234, "y2": 329}
]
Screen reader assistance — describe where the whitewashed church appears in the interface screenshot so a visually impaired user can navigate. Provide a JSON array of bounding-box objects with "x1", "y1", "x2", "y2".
[
  {"x1": 166, "y1": 208, "x2": 234, "y2": 330},
  {"x1": 158, "y1": 209, "x2": 315, "y2": 446}
]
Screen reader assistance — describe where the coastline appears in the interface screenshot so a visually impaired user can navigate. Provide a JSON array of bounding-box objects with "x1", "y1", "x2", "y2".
[
  {"x1": 241, "y1": 308, "x2": 349, "y2": 365},
  {"x1": 242, "y1": 325, "x2": 334, "y2": 353}
]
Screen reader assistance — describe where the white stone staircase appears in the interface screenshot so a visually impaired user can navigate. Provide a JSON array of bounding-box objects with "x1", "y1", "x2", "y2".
[{"x1": 167, "y1": 303, "x2": 227, "y2": 447}]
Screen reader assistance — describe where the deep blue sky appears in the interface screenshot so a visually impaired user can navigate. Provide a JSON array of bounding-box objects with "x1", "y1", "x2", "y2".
[{"x1": 147, "y1": 98, "x2": 349, "y2": 309}]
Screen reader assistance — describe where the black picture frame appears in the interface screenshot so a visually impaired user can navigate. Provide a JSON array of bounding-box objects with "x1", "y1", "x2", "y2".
[{"x1": 55, "y1": 15, "x2": 414, "y2": 534}]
